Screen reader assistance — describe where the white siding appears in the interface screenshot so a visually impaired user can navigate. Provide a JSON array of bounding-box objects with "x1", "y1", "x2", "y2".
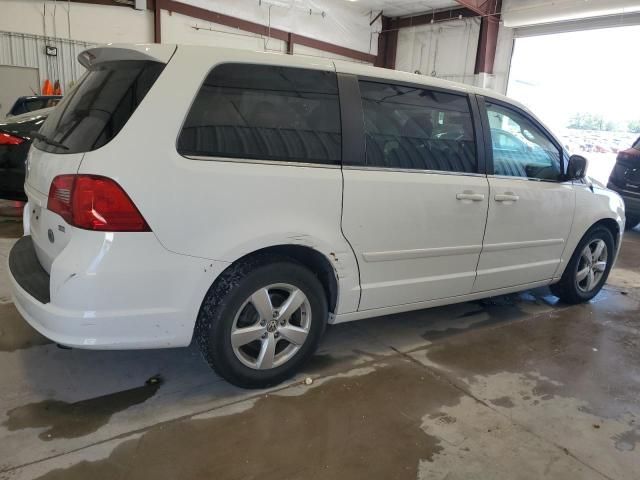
[
  {"x1": 293, "y1": 44, "x2": 373, "y2": 64},
  {"x1": 0, "y1": 0, "x2": 153, "y2": 44},
  {"x1": 0, "y1": 31, "x2": 94, "y2": 94},
  {"x1": 161, "y1": 10, "x2": 287, "y2": 53},
  {"x1": 180, "y1": 0, "x2": 379, "y2": 56}
]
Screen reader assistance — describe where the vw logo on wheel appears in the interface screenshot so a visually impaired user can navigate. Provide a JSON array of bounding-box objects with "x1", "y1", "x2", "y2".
[{"x1": 266, "y1": 320, "x2": 278, "y2": 333}]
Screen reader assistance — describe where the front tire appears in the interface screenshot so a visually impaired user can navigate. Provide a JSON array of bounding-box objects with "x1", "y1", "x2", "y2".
[
  {"x1": 196, "y1": 256, "x2": 327, "y2": 388},
  {"x1": 550, "y1": 226, "x2": 615, "y2": 304}
]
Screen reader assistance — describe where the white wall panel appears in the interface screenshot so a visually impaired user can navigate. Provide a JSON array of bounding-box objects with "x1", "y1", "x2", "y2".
[
  {"x1": 180, "y1": 0, "x2": 379, "y2": 56},
  {"x1": 0, "y1": 0, "x2": 153, "y2": 44},
  {"x1": 395, "y1": 18, "x2": 480, "y2": 86},
  {"x1": 161, "y1": 11, "x2": 372, "y2": 63},
  {"x1": 161, "y1": 10, "x2": 287, "y2": 53},
  {"x1": 489, "y1": 24, "x2": 515, "y2": 94},
  {"x1": 0, "y1": 31, "x2": 94, "y2": 94},
  {"x1": 293, "y1": 44, "x2": 373, "y2": 64}
]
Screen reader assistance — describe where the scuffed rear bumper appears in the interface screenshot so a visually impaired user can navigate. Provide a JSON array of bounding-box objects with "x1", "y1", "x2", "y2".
[
  {"x1": 9, "y1": 236, "x2": 50, "y2": 303},
  {"x1": 8, "y1": 230, "x2": 229, "y2": 349}
]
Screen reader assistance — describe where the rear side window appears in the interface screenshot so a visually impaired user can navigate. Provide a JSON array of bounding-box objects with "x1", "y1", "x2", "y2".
[
  {"x1": 178, "y1": 64, "x2": 341, "y2": 165},
  {"x1": 26, "y1": 99, "x2": 45, "y2": 112},
  {"x1": 23, "y1": 98, "x2": 59, "y2": 114},
  {"x1": 11, "y1": 98, "x2": 56, "y2": 115},
  {"x1": 359, "y1": 80, "x2": 477, "y2": 173},
  {"x1": 35, "y1": 60, "x2": 164, "y2": 154}
]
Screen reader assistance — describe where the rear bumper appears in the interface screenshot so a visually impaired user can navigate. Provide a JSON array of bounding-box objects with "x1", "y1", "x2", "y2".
[
  {"x1": 8, "y1": 230, "x2": 229, "y2": 350},
  {"x1": 9, "y1": 236, "x2": 50, "y2": 303}
]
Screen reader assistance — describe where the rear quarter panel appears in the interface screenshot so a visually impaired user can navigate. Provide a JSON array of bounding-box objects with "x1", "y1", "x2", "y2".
[{"x1": 76, "y1": 46, "x2": 361, "y2": 315}]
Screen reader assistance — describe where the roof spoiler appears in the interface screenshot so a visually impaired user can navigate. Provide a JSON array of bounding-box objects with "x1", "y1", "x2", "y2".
[{"x1": 78, "y1": 44, "x2": 176, "y2": 69}]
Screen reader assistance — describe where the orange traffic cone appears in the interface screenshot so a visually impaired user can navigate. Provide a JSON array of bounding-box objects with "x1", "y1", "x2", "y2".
[
  {"x1": 53, "y1": 80, "x2": 62, "y2": 95},
  {"x1": 42, "y1": 79, "x2": 53, "y2": 95}
]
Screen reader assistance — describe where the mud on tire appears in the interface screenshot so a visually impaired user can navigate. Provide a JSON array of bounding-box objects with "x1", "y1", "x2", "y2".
[{"x1": 195, "y1": 254, "x2": 327, "y2": 388}]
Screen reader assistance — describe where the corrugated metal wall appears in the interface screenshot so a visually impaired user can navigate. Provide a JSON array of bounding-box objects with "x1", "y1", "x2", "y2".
[{"x1": 0, "y1": 31, "x2": 95, "y2": 94}]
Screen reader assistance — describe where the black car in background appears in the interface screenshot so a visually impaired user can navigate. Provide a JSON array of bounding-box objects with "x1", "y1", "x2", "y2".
[
  {"x1": 0, "y1": 108, "x2": 51, "y2": 201},
  {"x1": 6, "y1": 96, "x2": 61, "y2": 117},
  {"x1": 608, "y1": 136, "x2": 640, "y2": 230}
]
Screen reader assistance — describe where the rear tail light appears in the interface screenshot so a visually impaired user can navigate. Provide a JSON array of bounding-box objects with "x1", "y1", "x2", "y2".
[
  {"x1": 0, "y1": 132, "x2": 25, "y2": 145},
  {"x1": 47, "y1": 175, "x2": 150, "y2": 232}
]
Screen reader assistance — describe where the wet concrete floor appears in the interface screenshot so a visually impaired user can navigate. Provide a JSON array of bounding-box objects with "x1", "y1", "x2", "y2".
[{"x1": 0, "y1": 220, "x2": 639, "y2": 479}]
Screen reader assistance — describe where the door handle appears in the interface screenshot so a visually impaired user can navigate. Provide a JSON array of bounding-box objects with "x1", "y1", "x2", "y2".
[
  {"x1": 456, "y1": 192, "x2": 485, "y2": 202},
  {"x1": 494, "y1": 193, "x2": 520, "y2": 202}
]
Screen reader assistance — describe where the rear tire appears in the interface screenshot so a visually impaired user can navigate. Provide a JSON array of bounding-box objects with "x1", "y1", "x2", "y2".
[
  {"x1": 196, "y1": 255, "x2": 327, "y2": 388},
  {"x1": 625, "y1": 215, "x2": 639, "y2": 231},
  {"x1": 550, "y1": 226, "x2": 615, "y2": 304}
]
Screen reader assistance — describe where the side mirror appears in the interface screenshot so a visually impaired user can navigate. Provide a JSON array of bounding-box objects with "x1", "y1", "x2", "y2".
[{"x1": 567, "y1": 154, "x2": 588, "y2": 180}]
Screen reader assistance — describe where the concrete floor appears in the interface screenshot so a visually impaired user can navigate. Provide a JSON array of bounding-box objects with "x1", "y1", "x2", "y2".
[{"x1": 0, "y1": 210, "x2": 639, "y2": 479}]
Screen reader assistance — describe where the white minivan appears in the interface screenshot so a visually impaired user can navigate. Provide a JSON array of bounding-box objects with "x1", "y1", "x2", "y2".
[{"x1": 9, "y1": 44, "x2": 624, "y2": 387}]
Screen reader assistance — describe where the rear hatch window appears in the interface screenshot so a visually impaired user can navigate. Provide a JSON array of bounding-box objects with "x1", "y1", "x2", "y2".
[{"x1": 34, "y1": 60, "x2": 164, "y2": 154}]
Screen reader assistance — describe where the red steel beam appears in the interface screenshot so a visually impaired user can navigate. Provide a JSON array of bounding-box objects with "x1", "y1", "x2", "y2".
[
  {"x1": 375, "y1": 16, "x2": 398, "y2": 69},
  {"x1": 472, "y1": 0, "x2": 501, "y2": 74},
  {"x1": 287, "y1": 32, "x2": 294, "y2": 55},
  {"x1": 453, "y1": 0, "x2": 497, "y2": 16},
  {"x1": 153, "y1": 0, "x2": 162, "y2": 43},
  {"x1": 474, "y1": 13, "x2": 499, "y2": 74}
]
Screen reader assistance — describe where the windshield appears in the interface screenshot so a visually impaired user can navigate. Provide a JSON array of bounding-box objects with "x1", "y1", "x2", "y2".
[{"x1": 35, "y1": 60, "x2": 164, "y2": 154}]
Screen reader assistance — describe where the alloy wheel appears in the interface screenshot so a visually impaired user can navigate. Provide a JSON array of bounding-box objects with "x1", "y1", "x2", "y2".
[
  {"x1": 230, "y1": 283, "x2": 312, "y2": 370},
  {"x1": 576, "y1": 239, "x2": 608, "y2": 293}
]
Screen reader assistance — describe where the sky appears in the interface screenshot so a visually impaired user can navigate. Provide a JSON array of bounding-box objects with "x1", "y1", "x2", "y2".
[{"x1": 507, "y1": 24, "x2": 640, "y2": 131}]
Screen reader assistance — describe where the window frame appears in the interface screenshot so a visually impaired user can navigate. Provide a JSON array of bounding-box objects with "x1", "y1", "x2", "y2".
[
  {"x1": 175, "y1": 62, "x2": 343, "y2": 169},
  {"x1": 477, "y1": 95, "x2": 567, "y2": 182},
  {"x1": 342, "y1": 75, "x2": 485, "y2": 176}
]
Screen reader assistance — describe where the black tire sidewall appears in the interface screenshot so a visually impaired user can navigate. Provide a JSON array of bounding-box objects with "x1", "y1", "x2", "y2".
[
  {"x1": 567, "y1": 227, "x2": 615, "y2": 302},
  {"x1": 200, "y1": 261, "x2": 327, "y2": 388}
]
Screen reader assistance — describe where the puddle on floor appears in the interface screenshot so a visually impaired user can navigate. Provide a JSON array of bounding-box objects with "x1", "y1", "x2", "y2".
[
  {"x1": 3, "y1": 376, "x2": 162, "y2": 440},
  {"x1": 34, "y1": 359, "x2": 463, "y2": 480}
]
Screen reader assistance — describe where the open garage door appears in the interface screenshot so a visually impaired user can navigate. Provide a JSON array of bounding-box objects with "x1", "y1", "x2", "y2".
[{"x1": 506, "y1": 19, "x2": 640, "y2": 185}]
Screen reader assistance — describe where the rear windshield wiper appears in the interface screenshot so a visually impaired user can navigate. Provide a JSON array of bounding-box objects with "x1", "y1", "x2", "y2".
[{"x1": 30, "y1": 131, "x2": 69, "y2": 150}]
